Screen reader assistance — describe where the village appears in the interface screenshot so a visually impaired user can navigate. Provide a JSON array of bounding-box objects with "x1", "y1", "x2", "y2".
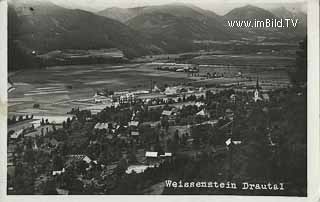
[
  {"x1": 4, "y1": 0, "x2": 311, "y2": 196},
  {"x1": 7, "y1": 75, "x2": 301, "y2": 195}
]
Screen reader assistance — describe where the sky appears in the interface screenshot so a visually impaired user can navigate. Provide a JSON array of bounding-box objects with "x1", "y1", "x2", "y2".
[{"x1": 49, "y1": 0, "x2": 307, "y2": 15}]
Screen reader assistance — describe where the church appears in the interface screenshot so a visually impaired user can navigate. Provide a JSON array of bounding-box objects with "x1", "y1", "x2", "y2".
[{"x1": 253, "y1": 78, "x2": 262, "y2": 102}]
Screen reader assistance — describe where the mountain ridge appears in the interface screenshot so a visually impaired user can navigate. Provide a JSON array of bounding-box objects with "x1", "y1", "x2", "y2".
[
  {"x1": 9, "y1": 0, "x2": 162, "y2": 58},
  {"x1": 8, "y1": 1, "x2": 307, "y2": 70},
  {"x1": 97, "y1": 3, "x2": 222, "y2": 23}
]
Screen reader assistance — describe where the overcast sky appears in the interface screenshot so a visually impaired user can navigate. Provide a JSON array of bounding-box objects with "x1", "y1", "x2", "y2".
[{"x1": 49, "y1": 0, "x2": 307, "y2": 15}]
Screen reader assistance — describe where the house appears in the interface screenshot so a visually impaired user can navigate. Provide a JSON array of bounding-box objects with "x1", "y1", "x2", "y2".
[
  {"x1": 52, "y1": 168, "x2": 65, "y2": 176},
  {"x1": 132, "y1": 90, "x2": 150, "y2": 95},
  {"x1": 66, "y1": 155, "x2": 92, "y2": 164},
  {"x1": 196, "y1": 109, "x2": 205, "y2": 116},
  {"x1": 145, "y1": 151, "x2": 158, "y2": 158},
  {"x1": 153, "y1": 85, "x2": 161, "y2": 92},
  {"x1": 230, "y1": 94, "x2": 236, "y2": 103},
  {"x1": 10, "y1": 129, "x2": 24, "y2": 139},
  {"x1": 162, "y1": 110, "x2": 173, "y2": 116},
  {"x1": 196, "y1": 109, "x2": 209, "y2": 117},
  {"x1": 233, "y1": 141, "x2": 242, "y2": 145},
  {"x1": 159, "y1": 152, "x2": 172, "y2": 158},
  {"x1": 164, "y1": 87, "x2": 179, "y2": 95},
  {"x1": 131, "y1": 131, "x2": 140, "y2": 136},
  {"x1": 261, "y1": 93, "x2": 270, "y2": 102},
  {"x1": 225, "y1": 138, "x2": 232, "y2": 146},
  {"x1": 195, "y1": 102, "x2": 205, "y2": 108},
  {"x1": 125, "y1": 164, "x2": 155, "y2": 174},
  {"x1": 119, "y1": 93, "x2": 135, "y2": 104},
  {"x1": 94, "y1": 122, "x2": 109, "y2": 130},
  {"x1": 93, "y1": 93, "x2": 112, "y2": 104},
  {"x1": 112, "y1": 101, "x2": 120, "y2": 108},
  {"x1": 161, "y1": 109, "x2": 178, "y2": 121},
  {"x1": 128, "y1": 121, "x2": 139, "y2": 127}
]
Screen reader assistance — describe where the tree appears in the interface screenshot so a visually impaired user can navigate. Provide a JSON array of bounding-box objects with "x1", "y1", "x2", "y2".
[
  {"x1": 14, "y1": 164, "x2": 35, "y2": 194},
  {"x1": 43, "y1": 180, "x2": 58, "y2": 194},
  {"x1": 115, "y1": 158, "x2": 128, "y2": 176},
  {"x1": 174, "y1": 130, "x2": 180, "y2": 144},
  {"x1": 71, "y1": 120, "x2": 81, "y2": 130},
  {"x1": 33, "y1": 103, "x2": 40, "y2": 109},
  {"x1": 289, "y1": 37, "x2": 307, "y2": 86},
  {"x1": 66, "y1": 118, "x2": 71, "y2": 128},
  {"x1": 62, "y1": 121, "x2": 66, "y2": 129},
  {"x1": 53, "y1": 155, "x2": 64, "y2": 171}
]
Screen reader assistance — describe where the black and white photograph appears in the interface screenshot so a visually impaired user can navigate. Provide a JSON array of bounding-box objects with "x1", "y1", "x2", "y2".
[{"x1": 2, "y1": 0, "x2": 319, "y2": 198}]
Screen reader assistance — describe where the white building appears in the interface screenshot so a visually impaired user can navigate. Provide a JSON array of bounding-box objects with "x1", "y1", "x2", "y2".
[
  {"x1": 253, "y1": 79, "x2": 262, "y2": 102},
  {"x1": 125, "y1": 165, "x2": 155, "y2": 174}
]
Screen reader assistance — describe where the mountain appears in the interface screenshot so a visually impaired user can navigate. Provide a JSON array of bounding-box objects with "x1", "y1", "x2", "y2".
[
  {"x1": 225, "y1": 4, "x2": 277, "y2": 20},
  {"x1": 8, "y1": 0, "x2": 161, "y2": 60},
  {"x1": 8, "y1": 2, "x2": 42, "y2": 70},
  {"x1": 8, "y1": 1, "x2": 306, "y2": 70},
  {"x1": 270, "y1": 6, "x2": 296, "y2": 19},
  {"x1": 98, "y1": 3, "x2": 222, "y2": 23},
  {"x1": 270, "y1": 6, "x2": 307, "y2": 28},
  {"x1": 97, "y1": 7, "x2": 139, "y2": 23},
  {"x1": 122, "y1": 4, "x2": 232, "y2": 53},
  {"x1": 224, "y1": 5, "x2": 306, "y2": 40}
]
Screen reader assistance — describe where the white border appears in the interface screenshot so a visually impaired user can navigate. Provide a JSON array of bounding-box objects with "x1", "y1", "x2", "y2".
[{"x1": 0, "y1": 0, "x2": 319, "y2": 202}]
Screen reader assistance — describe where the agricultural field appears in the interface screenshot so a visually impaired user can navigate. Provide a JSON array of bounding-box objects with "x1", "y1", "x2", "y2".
[
  {"x1": 8, "y1": 63, "x2": 191, "y2": 117},
  {"x1": 8, "y1": 52, "x2": 293, "y2": 117}
]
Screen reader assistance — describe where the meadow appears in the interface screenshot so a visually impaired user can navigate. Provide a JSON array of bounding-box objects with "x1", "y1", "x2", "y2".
[{"x1": 8, "y1": 53, "x2": 293, "y2": 117}]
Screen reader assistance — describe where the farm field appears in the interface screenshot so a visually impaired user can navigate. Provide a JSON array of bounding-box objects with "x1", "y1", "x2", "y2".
[
  {"x1": 8, "y1": 63, "x2": 191, "y2": 117},
  {"x1": 8, "y1": 53, "x2": 292, "y2": 117}
]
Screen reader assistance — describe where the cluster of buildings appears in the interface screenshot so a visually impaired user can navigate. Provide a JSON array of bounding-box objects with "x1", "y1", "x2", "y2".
[
  {"x1": 153, "y1": 62, "x2": 199, "y2": 73},
  {"x1": 8, "y1": 76, "x2": 275, "y2": 194},
  {"x1": 92, "y1": 85, "x2": 206, "y2": 108}
]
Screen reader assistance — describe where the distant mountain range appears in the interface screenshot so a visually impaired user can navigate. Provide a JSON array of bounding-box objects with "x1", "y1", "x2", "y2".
[
  {"x1": 222, "y1": 4, "x2": 306, "y2": 39},
  {"x1": 9, "y1": 0, "x2": 162, "y2": 58},
  {"x1": 120, "y1": 4, "x2": 230, "y2": 53},
  {"x1": 97, "y1": 3, "x2": 222, "y2": 23},
  {"x1": 8, "y1": 0, "x2": 307, "y2": 69},
  {"x1": 98, "y1": 3, "x2": 306, "y2": 42},
  {"x1": 270, "y1": 6, "x2": 307, "y2": 26},
  {"x1": 225, "y1": 5, "x2": 277, "y2": 21}
]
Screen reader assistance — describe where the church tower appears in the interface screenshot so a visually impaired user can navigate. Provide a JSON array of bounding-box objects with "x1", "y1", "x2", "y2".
[{"x1": 253, "y1": 78, "x2": 261, "y2": 102}]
